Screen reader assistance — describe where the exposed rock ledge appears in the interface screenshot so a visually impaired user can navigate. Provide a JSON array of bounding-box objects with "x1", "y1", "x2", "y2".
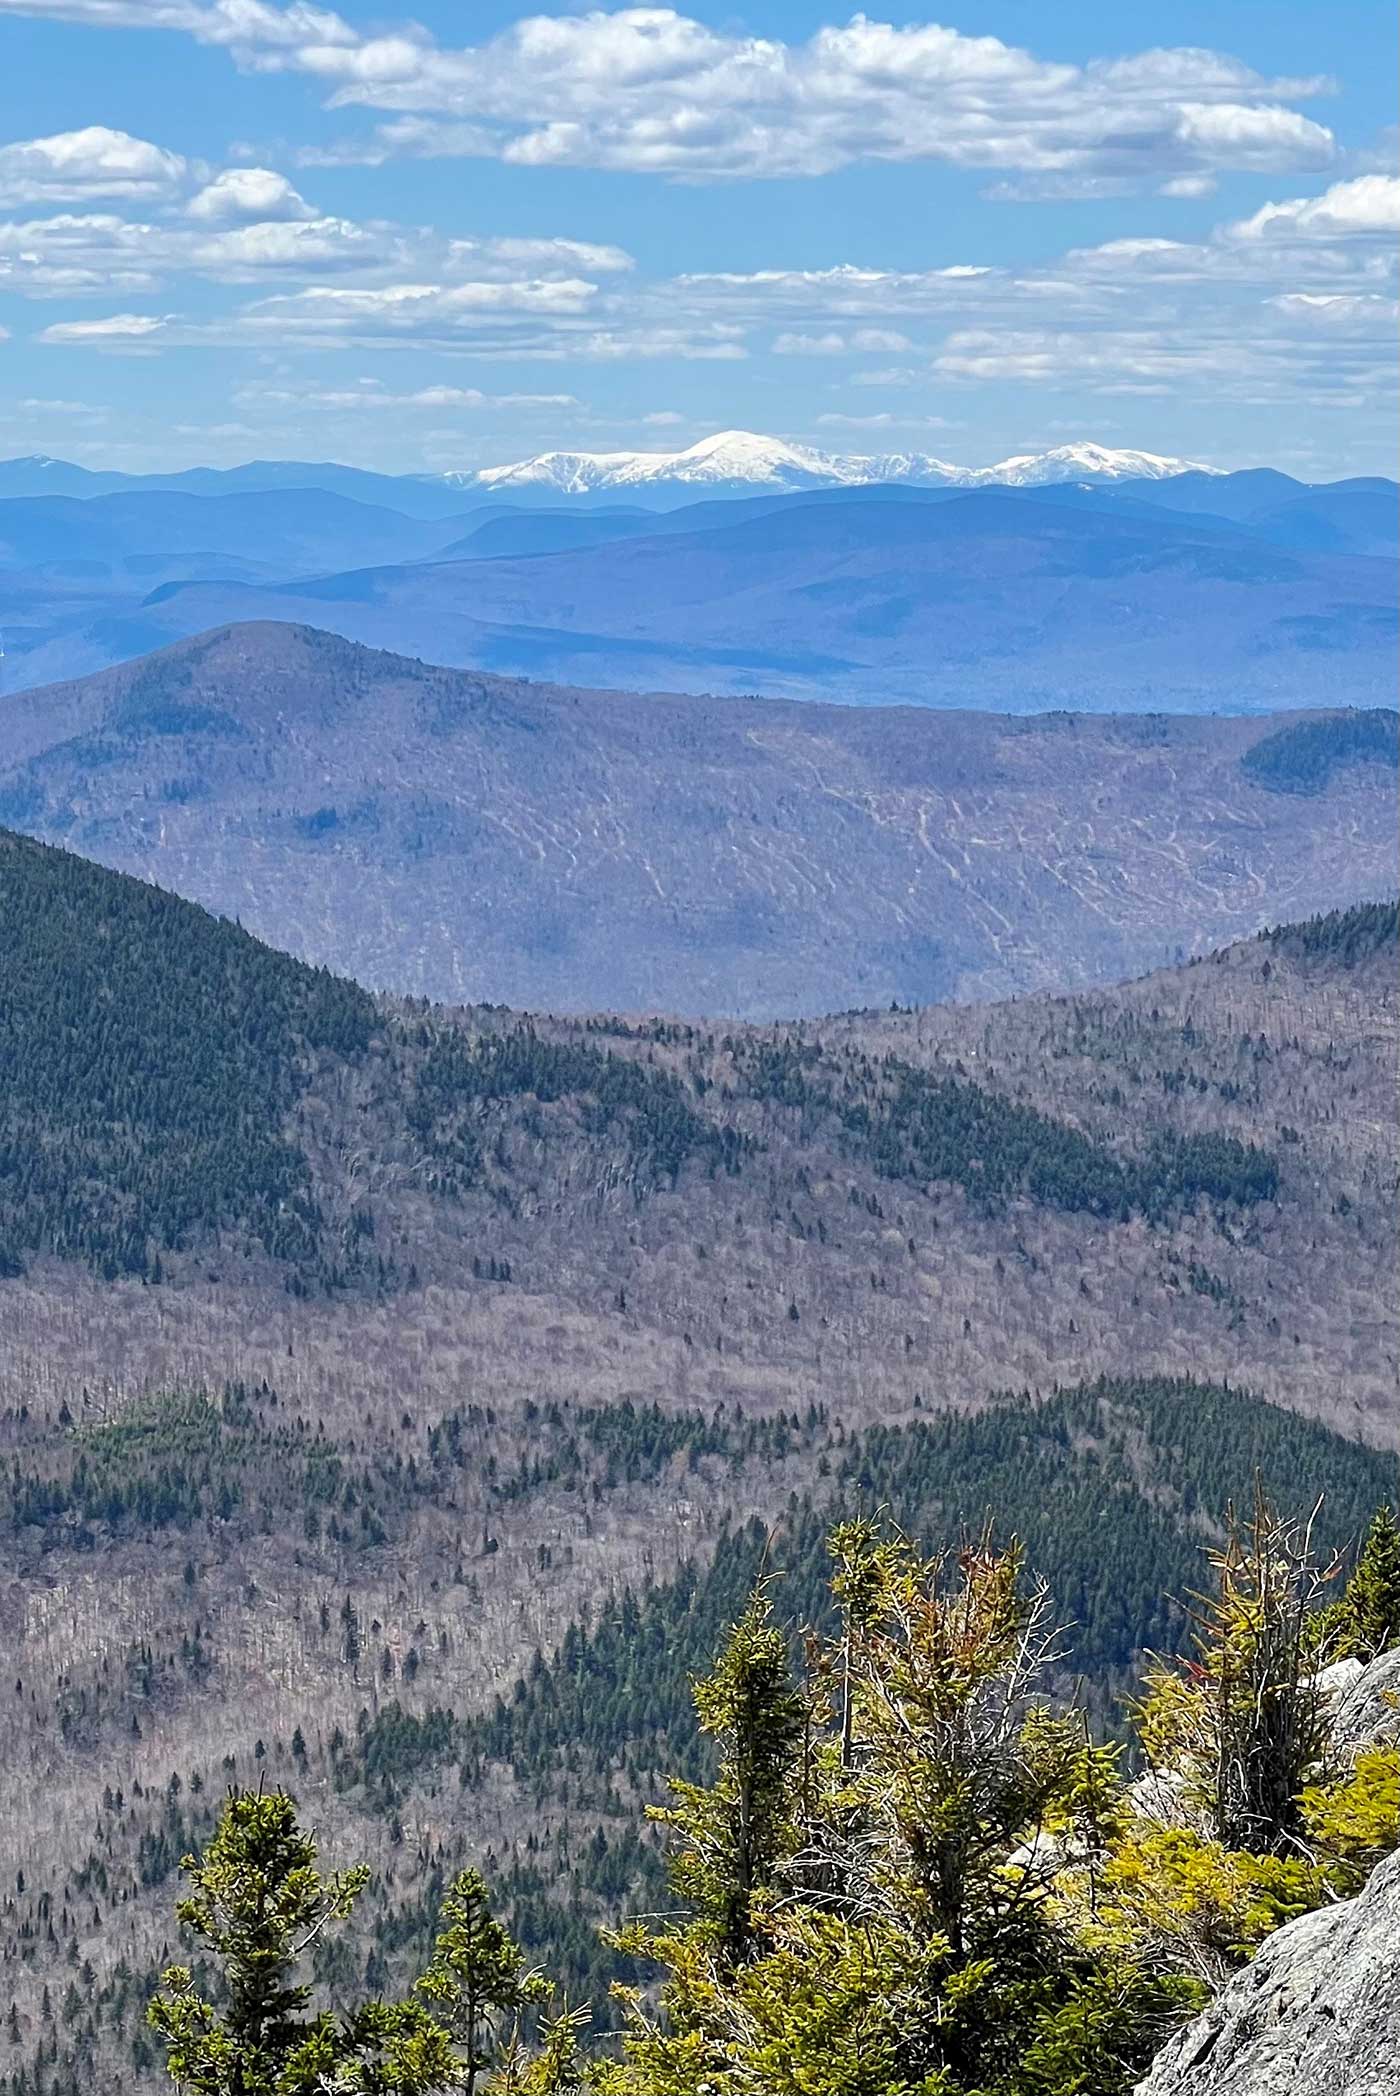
[{"x1": 1134, "y1": 1843, "x2": 1400, "y2": 2095}]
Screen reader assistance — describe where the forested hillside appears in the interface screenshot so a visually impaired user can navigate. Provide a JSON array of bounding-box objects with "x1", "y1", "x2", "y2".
[
  {"x1": 4, "y1": 623, "x2": 1395, "y2": 1016},
  {"x1": 0, "y1": 834, "x2": 1396, "y2": 2091}
]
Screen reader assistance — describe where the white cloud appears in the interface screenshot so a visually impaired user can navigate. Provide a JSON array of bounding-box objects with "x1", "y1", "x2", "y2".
[
  {"x1": 774, "y1": 325, "x2": 913, "y2": 354},
  {"x1": 929, "y1": 316, "x2": 1394, "y2": 407},
  {"x1": 0, "y1": 196, "x2": 635, "y2": 301},
  {"x1": 188, "y1": 213, "x2": 383, "y2": 277},
  {"x1": 1269, "y1": 291, "x2": 1400, "y2": 328},
  {"x1": 235, "y1": 378, "x2": 581, "y2": 411},
  {"x1": 1170, "y1": 102, "x2": 1331, "y2": 169},
  {"x1": 1158, "y1": 173, "x2": 1217, "y2": 199},
  {"x1": 1228, "y1": 173, "x2": 1400, "y2": 241},
  {"x1": 853, "y1": 329, "x2": 913, "y2": 352},
  {"x1": 0, "y1": 125, "x2": 186, "y2": 205},
  {"x1": 851, "y1": 366, "x2": 922, "y2": 387},
  {"x1": 0, "y1": 3, "x2": 1339, "y2": 186},
  {"x1": 677, "y1": 264, "x2": 1000, "y2": 323},
  {"x1": 39, "y1": 311, "x2": 169, "y2": 343},
  {"x1": 241, "y1": 278, "x2": 601, "y2": 332},
  {"x1": 774, "y1": 331, "x2": 849, "y2": 356},
  {"x1": 445, "y1": 235, "x2": 633, "y2": 277},
  {"x1": 186, "y1": 166, "x2": 315, "y2": 221}
]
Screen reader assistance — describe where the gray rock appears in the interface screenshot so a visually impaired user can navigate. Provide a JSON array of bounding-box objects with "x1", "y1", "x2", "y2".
[
  {"x1": 1134, "y1": 1844, "x2": 1400, "y2": 2094},
  {"x1": 1327, "y1": 1648, "x2": 1400, "y2": 1755}
]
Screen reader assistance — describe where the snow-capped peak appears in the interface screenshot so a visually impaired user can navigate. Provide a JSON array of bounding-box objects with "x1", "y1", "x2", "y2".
[
  {"x1": 452, "y1": 431, "x2": 1216, "y2": 498},
  {"x1": 977, "y1": 443, "x2": 1223, "y2": 487}
]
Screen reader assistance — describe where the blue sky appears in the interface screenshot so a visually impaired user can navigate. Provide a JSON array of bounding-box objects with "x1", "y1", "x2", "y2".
[{"x1": 0, "y1": 0, "x2": 1394, "y2": 477}]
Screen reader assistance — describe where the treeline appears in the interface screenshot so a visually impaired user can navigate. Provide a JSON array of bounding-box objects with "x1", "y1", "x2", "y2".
[{"x1": 1264, "y1": 896, "x2": 1399, "y2": 967}]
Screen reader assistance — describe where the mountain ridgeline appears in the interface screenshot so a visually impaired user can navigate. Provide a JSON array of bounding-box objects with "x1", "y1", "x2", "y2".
[
  {"x1": 2, "y1": 623, "x2": 1395, "y2": 1019},
  {"x1": 1, "y1": 456, "x2": 1395, "y2": 704},
  {"x1": 0, "y1": 823, "x2": 1394, "y2": 1426}
]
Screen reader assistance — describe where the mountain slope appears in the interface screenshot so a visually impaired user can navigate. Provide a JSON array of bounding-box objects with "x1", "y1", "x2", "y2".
[
  {"x1": 0, "y1": 838, "x2": 1394, "y2": 2090},
  {"x1": 1, "y1": 826, "x2": 1394, "y2": 1437},
  {"x1": 2, "y1": 624, "x2": 1395, "y2": 1018},
  {"x1": 83, "y1": 492, "x2": 1395, "y2": 711}
]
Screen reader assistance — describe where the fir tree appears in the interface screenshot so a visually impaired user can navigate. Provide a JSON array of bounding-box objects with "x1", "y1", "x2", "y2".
[
  {"x1": 147, "y1": 1788, "x2": 458, "y2": 2095},
  {"x1": 656, "y1": 1581, "x2": 806, "y2": 1966},
  {"x1": 414, "y1": 1870, "x2": 549, "y2": 2096},
  {"x1": 1335, "y1": 1504, "x2": 1400, "y2": 1661}
]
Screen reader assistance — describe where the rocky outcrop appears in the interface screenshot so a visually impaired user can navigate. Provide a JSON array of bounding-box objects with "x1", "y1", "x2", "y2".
[
  {"x1": 1133, "y1": 1647, "x2": 1400, "y2": 2092},
  {"x1": 1134, "y1": 1842, "x2": 1400, "y2": 2094},
  {"x1": 1317, "y1": 1649, "x2": 1400, "y2": 1754}
]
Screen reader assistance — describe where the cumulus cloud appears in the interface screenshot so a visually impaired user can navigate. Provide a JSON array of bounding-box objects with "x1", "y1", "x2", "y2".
[
  {"x1": 186, "y1": 166, "x2": 315, "y2": 221},
  {"x1": 929, "y1": 316, "x2": 1393, "y2": 406},
  {"x1": 242, "y1": 278, "x2": 601, "y2": 328},
  {"x1": 0, "y1": 2, "x2": 1339, "y2": 185},
  {"x1": 188, "y1": 213, "x2": 383, "y2": 277},
  {"x1": 0, "y1": 125, "x2": 186, "y2": 205},
  {"x1": 0, "y1": 194, "x2": 636, "y2": 304},
  {"x1": 1227, "y1": 173, "x2": 1400, "y2": 241},
  {"x1": 774, "y1": 332, "x2": 849, "y2": 356},
  {"x1": 1269, "y1": 290, "x2": 1400, "y2": 328},
  {"x1": 774, "y1": 326, "x2": 913, "y2": 354},
  {"x1": 0, "y1": 212, "x2": 164, "y2": 295}
]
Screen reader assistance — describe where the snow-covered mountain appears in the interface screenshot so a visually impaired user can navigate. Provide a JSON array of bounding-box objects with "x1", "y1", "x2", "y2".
[{"x1": 447, "y1": 430, "x2": 1217, "y2": 499}]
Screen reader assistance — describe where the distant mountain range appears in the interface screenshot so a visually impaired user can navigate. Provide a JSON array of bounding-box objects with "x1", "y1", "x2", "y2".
[
  {"x1": 1, "y1": 433, "x2": 1218, "y2": 511},
  {"x1": 2, "y1": 621, "x2": 1393, "y2": 1017},
  {"x1": 0, "y1": 454, "x2": 1393, "y2": 705},
  {"x1": 453, "y1": 430, "x2": 1218, "y2": 499},
  {"x1": 36, "y1": 485, "x2": 1393, "y2": 711}
]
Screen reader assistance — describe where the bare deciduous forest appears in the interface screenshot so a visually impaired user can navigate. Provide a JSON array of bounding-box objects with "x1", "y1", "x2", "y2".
[{"x1": 0, "y1": 832, "x2": 1395, "y2": 2093}]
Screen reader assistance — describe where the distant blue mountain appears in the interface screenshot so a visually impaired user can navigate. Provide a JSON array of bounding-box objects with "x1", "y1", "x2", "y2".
[
  {"x1": 0, "y1": 487, "x2": 475, "y2": 582},
  {"x1": 4, "y1": 479, "x2": 1390, "y2": 713},
  {"x1": 0, "y1": 454, "x2": 476, "y2": 518}
]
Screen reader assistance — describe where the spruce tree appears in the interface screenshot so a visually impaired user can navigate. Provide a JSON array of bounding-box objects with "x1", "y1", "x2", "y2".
[
  {"x1": 1336, "y1": 1504, "x2": 1400, "y2": 1660},
  {"x1": 414, "y1": 1870, "x2": 549, "y2": 2096},
  {"x1": 657, "y1": 1582, "x2": 805, "y2": 1966},
  {"x1": 147, "y1": 1789, "x2": 458, "y2": 2095}
]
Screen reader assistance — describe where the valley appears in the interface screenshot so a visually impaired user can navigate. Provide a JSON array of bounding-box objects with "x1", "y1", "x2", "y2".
[{"x1": 0, "y1": 822, "x2": 1395, "y2": 2091}]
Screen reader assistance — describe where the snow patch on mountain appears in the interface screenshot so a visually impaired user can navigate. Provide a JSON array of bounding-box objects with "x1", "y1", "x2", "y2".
[{"x1": 449, "y1": 430, "x2": 1219, "y2": 497}]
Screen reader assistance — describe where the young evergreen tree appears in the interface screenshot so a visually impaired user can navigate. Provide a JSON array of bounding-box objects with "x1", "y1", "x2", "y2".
[
  {"x1": 414, "y1": 1869, "x2": 549, "y2": 2096},
  {"x1": 1334, "y1": 1504, "x2": 1400, "y2": 1661},
  {"x1": 654, "y1": 1580, "x2": 806, "y2": 1966},
  {"x1": 148, "y1": 1788, "x2": 459, "y2": 2095},
  {"x1": 1134, "y1": 1493, "x2": 1339, "y2": 1857}
]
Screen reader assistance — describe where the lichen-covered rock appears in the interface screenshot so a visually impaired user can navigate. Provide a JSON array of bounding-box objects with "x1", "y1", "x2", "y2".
[{"x1": 1133, "y1": 1843, "x2": 1400, "y2": 2094}]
